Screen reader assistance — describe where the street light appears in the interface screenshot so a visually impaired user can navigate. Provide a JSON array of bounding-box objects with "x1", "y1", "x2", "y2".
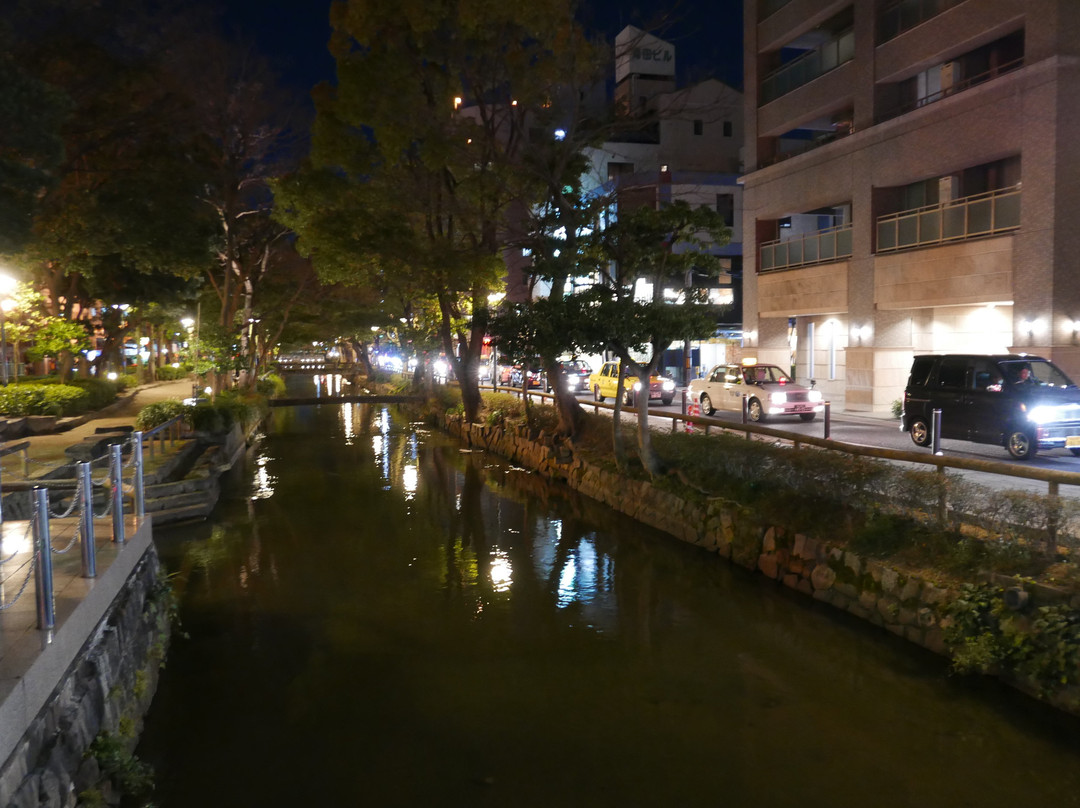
[{"x1": 0, "y1": 273, "x2": 18, "y2": 385}]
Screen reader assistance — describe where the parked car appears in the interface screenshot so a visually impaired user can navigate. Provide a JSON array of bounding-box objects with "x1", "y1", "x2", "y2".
[
  {"x1": 510, "y1": 364, "x2": 545, "y2": 389},
  {"x1": 547, "y1": 359, "x2": 593, "y2": 394},
  {"x1": 589, "y1": 361, "x2": 676, "y2": 406},
  {"x1": 901, "y1": 353, "x2": 1080, "y2": 459},
  {"x1": 689, "y1": 361, "x2": 823, "y2": 422}
]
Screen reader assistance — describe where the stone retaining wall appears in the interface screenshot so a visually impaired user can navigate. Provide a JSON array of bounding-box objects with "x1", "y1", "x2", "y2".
[
  {"x1": 0, "y1": 548, "x2": 170, "y2": 808},
  {"x1": 442, "y1": 415, "x2": 1080, "y2": 716}
]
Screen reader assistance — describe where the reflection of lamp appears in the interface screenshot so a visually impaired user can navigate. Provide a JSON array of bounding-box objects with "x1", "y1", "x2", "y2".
[{"x1": 0, "y1": 273, "x2": 18, "y2": 385}]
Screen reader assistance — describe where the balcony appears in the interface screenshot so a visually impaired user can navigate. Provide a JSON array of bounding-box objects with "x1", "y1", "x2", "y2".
[
  {"x1": 760, "y1": 223, "x2": 853, "y2": 272},
  {"x1": 878, "y1": 0, "x2": 967, "y2": 45},
  {"x1": 876, "y1": 56, "x2": 1024, "y2": 124},
  {"x1": 760, "y1": 29, "x2": 855, "y2": 104},
  {"x1": 876, "y1": 185, "x2": 1020, "y2": 253}
]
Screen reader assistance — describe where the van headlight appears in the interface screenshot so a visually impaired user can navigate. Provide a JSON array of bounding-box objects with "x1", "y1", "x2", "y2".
[
  {"x1": 770, "y1": 392, "x2": 787, "y2": 404},
  {"x1": 1027, "y1": 406, "x2": 1063, "y2": 424}
]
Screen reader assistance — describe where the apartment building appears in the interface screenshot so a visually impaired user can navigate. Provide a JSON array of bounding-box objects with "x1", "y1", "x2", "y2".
[
  {"x1": 742, "y1": 0, "x2": 1080, "y2": 411},
  {"x1": 582, "y1": 26, "x2": 746, "y2": 373}
]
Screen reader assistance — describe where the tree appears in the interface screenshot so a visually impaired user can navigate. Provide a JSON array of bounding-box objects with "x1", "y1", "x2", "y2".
[
  {"x1": 592, "y1": 200, "x2": 732, "y2": 476},
  {"x1": 284, "y1": 0, "x2": 599, "y2": 422}
]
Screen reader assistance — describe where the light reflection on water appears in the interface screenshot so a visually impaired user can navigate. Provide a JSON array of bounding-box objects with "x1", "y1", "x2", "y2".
[{"x1": 140, "y1": 397, "x2": 1080, "y2": 808}]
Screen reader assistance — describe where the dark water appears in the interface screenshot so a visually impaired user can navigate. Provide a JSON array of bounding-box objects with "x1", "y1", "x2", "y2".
[{"x1": 138, "y1": 394, "x2": 1080, "y2": 808}]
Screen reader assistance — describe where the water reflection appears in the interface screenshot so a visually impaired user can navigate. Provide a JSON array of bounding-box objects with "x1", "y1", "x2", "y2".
[{"x1": 141, "y1": 399, "x2": 1080, "y2": 808}]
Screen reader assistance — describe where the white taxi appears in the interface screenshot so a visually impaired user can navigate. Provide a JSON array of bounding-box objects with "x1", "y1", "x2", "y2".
[{"x1": 689, "y1": 360, "x2": 823, "y2": 422}]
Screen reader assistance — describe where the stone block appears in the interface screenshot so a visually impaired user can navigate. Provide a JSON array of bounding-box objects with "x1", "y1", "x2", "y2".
[
  {"x1": 762, "y1": 526, "x2": 776, "y2": 553},
  {"x1": 836, "y1": 583, "x2": 860, "y2": 600},
  {"x1": 881, "y1": 566, "x2": 899, "y2": 594},
  {"x1": 782, "y1": 573, "x2": 800, "y2": 589},
  {"x1": 898, "y1": 607, "x2": 918, "y2": 626},
  {"x1": 792, "y1": 533, "x2": 806, "y2": 558},
  {"x1": 923, "y1": 629, "x2": 948, "y2": 655},
  {"x1": 876, "y1": 595, "x2": 900, "y2": 621},
  {"x1": 843, "y1": 551, "x2": 862, "y2": 576},
  {"x1": 885, "y1": 623, "x2": 906, "y2": 637},
  {"x1": 900, "y1": 577, "x2": 922, "y2": 602},
  {"x1": 796, "y1": 579, "x2": 814, "y2": 596},
  {"x1": 917, "y1": 607, "x2": 937, "y2": 628},
  {"x1": 847, "y1": 603, "x2": 871, "y2": 620},
  {"x1": 858, "y1": 590, "x2": 878, "y2": 611},
  {"x1": 758, "y1": 553, "x2": 779, "y2": 579},
  {"x1": 810, "y1": 563, "x2": 836, "y2": 590}
]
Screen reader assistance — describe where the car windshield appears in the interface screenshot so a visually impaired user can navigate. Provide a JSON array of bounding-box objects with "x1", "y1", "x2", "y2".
[
  {"x1": 743, "y1": 365, "x2": 790, "y2": 384},
  {"x1": 999, "y1": 359, "x2": 1078, "y2": 389}
]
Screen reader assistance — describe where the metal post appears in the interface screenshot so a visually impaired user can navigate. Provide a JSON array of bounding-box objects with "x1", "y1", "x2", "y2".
[
  {"x1": 133, "y1": 431, "x2": 145, "y2": 520},
  {"x1": 32, "y1": 486, "x2": 55, "y2": 629},
  {"x1": 78, "y1": 461, "x2": 96, "y2": 579},
  {"x1": 824, "y1": 402, "x2": 831, "y2": 440},
  {"x1": 932, "y1": 408, "x2": 943, "y2": 456},
  {"x1": 681, "y1": 388, "x2": 687, "y2": 415},
  {"x1": 1047, "y1": 480, "x2": 1060, "y2": 555},
  {"x1": 110, "y1": 443, "x2": 125, "y2": 545}
]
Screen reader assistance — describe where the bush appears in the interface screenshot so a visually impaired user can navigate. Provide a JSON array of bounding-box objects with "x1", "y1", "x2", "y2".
[
  {"x1": 135, "y1": 399, "x2": 187, "y2": 431},
  {"x1": 255, "y1": 373, "x2": 286, "y2": 398},
  {"x1": 154, "y1": 365, "x2": 188, "y2": 381},
  {"x1": 0, "y1": 382, "x2": 90, "y2": 416},
  {"x1": 69, "y1": 378, "x2": 122, "y2": 410}
]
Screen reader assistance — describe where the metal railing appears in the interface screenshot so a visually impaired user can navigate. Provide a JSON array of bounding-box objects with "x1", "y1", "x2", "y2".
[
  {"x1": 760, "y1": 223, "x2": 853, "y2": 271},
  {"x1": 760, "y1": 29, "x2": 855, "y2": 104},
  {"x1": 0, "y1": 432, "x2": 152, "y2": 629},
  {"x1": 876, "y1": 185, "x2": 1021, "y2": 253},
  {"x1": 876, "y1": 56, "x2": 1024, "y2": 123},
  {"x1": 142, "y1": 414, "x2": 187, "y2": 460},
  {"x1": 487, "y1": 386, "x2": 1080, "y2": 547}
]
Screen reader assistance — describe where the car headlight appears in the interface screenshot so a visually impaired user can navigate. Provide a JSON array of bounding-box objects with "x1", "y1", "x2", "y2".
[
  {"x1": 808, "y1": 390, "x2": 823, "y2": 402},
  {"x1": 662, "y1": 380, "x2": 675, "y2": 391},
  {"x1": 770, "y1": 392, "x2": 787, "y2": 404},
  {"x1": 1027, "y1": 406, "x2": 1063, "y2": 424},
  {"x1": 567, "y1": 377, "x2": 579, "y2": 388},
  {"x1": 633, "y1": 382, "x2": 642, "y2": 391}
]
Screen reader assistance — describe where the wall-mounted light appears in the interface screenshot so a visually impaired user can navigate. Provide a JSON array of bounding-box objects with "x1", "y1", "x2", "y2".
[
  {"x1": 742, "y1": 329, "x2": 757, "y2": 344},
  {"x1": 850, "y1": 324, "x2": 872, "y2": 342}
]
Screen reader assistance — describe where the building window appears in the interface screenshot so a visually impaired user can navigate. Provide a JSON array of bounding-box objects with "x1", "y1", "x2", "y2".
[
  {"x1": 723, "y1": 121, "x2": 733, "y2": 137},
  {"x1": 715, "y1": 194, "x2": 735, "y2": 227},
  {"x1": 693, "y1": 119, "x2": 703, "y2": 135}
]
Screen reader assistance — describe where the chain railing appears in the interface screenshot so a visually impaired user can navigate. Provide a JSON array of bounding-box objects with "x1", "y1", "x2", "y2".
[{"x1": 0, "y1": 431, "x2": 152, "y2": 630}]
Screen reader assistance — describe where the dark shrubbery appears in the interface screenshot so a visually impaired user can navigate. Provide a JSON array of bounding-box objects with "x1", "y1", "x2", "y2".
[{"x1": 135, "y1": 399, "x2": 187, "y2": 431}]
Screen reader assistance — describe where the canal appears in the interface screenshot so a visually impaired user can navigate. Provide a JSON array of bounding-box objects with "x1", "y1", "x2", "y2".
[{"x1": 137, "y1": 395, "x2": 1080, "y2": 807}]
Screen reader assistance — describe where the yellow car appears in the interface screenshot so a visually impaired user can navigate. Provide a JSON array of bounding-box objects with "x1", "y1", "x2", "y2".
[{"x1": 589, "y1": 360, "x2": 676, "y2": 406}]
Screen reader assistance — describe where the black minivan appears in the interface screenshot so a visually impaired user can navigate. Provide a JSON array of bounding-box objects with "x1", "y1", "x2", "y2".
[{"x1": 901, "y1": 354, "x2": 1080, "y2": 459}]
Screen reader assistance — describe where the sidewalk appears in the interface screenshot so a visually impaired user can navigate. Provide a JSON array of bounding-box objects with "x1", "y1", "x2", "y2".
[{"x1": 15, "y1": 379, "x2": 196, "y2": 467}]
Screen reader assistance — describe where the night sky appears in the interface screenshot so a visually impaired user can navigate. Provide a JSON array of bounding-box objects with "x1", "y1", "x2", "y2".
[{"x1": 223, "y1": 0, "x2": 745, "y2": 100}]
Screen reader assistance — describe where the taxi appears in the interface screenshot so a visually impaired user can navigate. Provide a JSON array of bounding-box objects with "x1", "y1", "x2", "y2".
[
  {"x1": 589, "y1": 360, "x2": 676, "y2": 406},
  {"x1": 688, "y1": 359, "x2": 823, "y2": 422}
]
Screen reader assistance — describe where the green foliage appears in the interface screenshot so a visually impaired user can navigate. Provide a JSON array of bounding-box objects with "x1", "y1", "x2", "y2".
[
  {"x1": 255, "y1": 372, "x2": 286, "y2": 398},
  {"x1": 68, "y1": 378, "x2": 121, "y2": 410},
  {"x1": 135, "y1": 399, "x2": 187, "y2": 431},
  {"x1": 154, "y1": 365, "x2": 188, "y2": 381},
  {"x1": 0, "y1": 382, "x2": 89, "y2": 416},
  {"x1": 891, "y1": 398, "x2": 903, "y2": 419},
  {"x1": 85, "y1": 731, "x2": 154, "y2": 800},
  {"x1": 944, "y1": 583, "x2": 1080, "y2": 695}
]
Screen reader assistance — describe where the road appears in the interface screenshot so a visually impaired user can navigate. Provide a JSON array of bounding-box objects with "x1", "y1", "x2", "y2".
[{"x1": 539, "y1": 388, "x2": 1080, "y2": 500}]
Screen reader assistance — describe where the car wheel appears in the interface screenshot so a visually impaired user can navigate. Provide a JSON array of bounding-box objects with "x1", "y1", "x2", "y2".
[
  {"x1": 909, "y1": 418, "x2": 932, "y2": 447},
  {"x1": 1070, "y1": 448, "x2": 1080, "y2": 457},
  {"x1": 1006, "y1": 430, "x2": 1036, "y2": 460},
  {"x1": 661, "y1": 395, "x2": 674, "y2": 406},
  {"x1": 700, "y1": 393, "x2": 714, "y2": 416},
  {"x1": 747, "y1": 398, "x2": 765, "y2": 422},
  {"x1": 799, "y1": 412, "x2": 816, "y2": 422},
  {"x1": 593, "y1": 385, "x2": 604, "y2": 403}
]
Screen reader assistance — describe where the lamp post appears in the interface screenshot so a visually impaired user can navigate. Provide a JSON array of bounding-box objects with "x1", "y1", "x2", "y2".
[{"x1": 0, "y1": 273, "x2": 18, "y2": 385}]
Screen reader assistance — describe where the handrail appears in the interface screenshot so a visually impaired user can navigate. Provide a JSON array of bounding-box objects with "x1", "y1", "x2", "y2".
[
  {"x1": 876, "y1": 185, "x2": 1021, "y2": 253},
  {"x1": 876, "y1": 56, "x2": 1024, "y2": 124},
  {"x1": 497, "y1": 386, "x2": 1080, "y2": 492},
  {"x1": 760, "y1": 28, "x2": 855, "y2": 104},
  {"x1": 759, "y1": 223, "x2": 853, "y2": 272}
]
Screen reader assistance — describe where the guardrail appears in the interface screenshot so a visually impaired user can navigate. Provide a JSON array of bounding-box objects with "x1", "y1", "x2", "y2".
[
  {"x1": 0, "y1": 433, "x2": 150, "y2": 630},
  {"x1": 489, "y1": 385, "x2": 1080, "y2": 545},
  {"x1": 142, "y1": 415, "x2": 187, "y2": 460}
]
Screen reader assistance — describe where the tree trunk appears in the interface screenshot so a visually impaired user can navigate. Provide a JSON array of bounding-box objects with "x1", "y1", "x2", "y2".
[
  {"x1": 544, "y1": 358, "x2": 583, "y2": 438},
  {"x1": 611, "y1": 361, "x2": 628, "y2": 470}
]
